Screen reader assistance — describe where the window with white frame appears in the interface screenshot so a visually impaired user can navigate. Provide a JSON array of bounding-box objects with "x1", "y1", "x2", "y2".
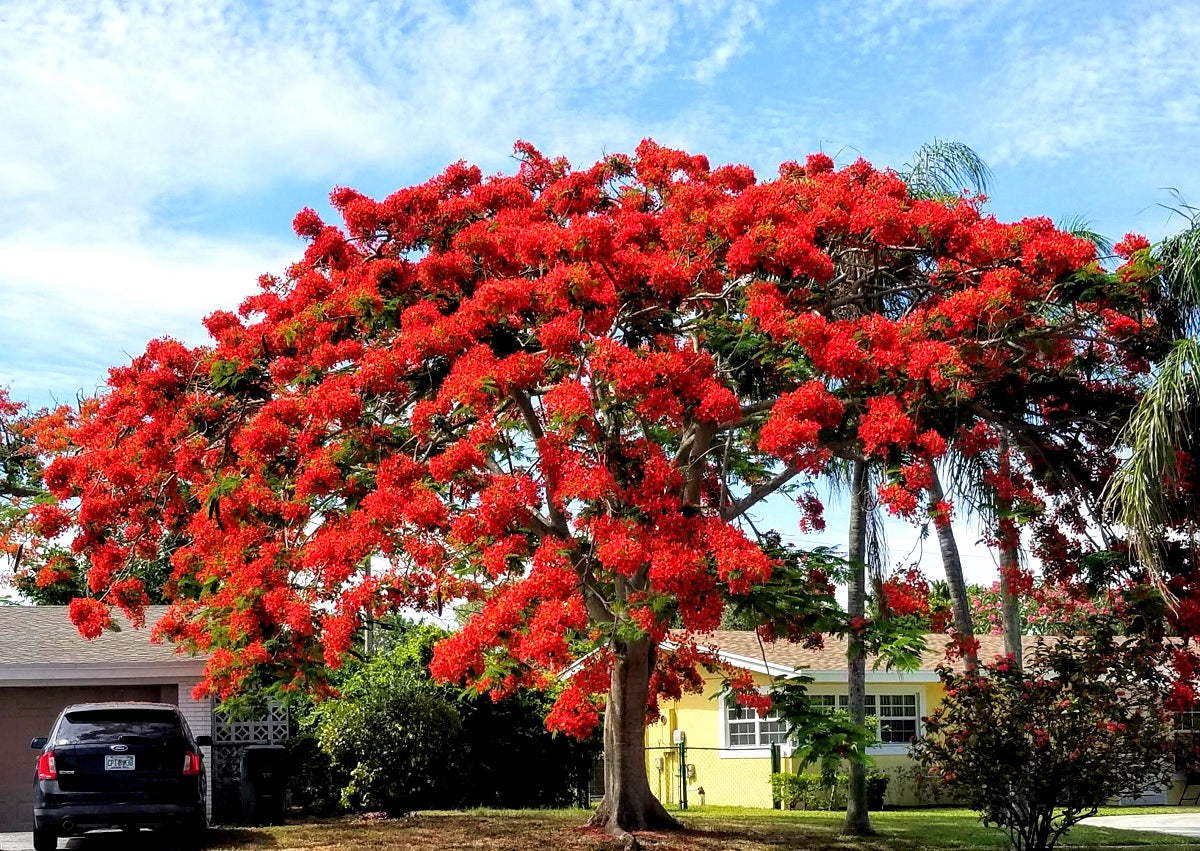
[
  {"x1": 725, "y1": 699, "x2": 789, "y2": 747},
  {"x1": 1175, "y1": 707, "x2": 1200, "y2": 732},
  {"x1": 812, "y1": 693, "x2": 920, "y2": 745}
]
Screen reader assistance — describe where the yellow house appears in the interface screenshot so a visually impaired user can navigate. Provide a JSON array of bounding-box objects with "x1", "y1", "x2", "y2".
[{"x1": 640, "y1": 630, "x2": 1180, "y2": 809}]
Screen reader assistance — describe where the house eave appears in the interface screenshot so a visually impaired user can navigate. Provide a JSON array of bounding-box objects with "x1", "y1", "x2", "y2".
[{"x1": 0, "y1": 660, "x2": 207, "y2": 688}]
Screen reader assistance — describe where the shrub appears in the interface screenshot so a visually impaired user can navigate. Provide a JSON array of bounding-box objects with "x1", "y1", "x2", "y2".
[
  {"x1": 770, "y1": 771, "x2": 888, "y2": 810},
  {"x1": 299, "y1": 621, "x2": 599, "y2": 814},
  {"x1": 885, "y1": 763, "x2": 956, "y2": 807},
  {"x1": 310, "y1": 657, "x2": 463, "y2": 815},
  {"x1": 285, "y1": 730, "x2": 347, "y2": 816},
  {"x1": 455, "y1": 688, "x2": 599, "y2": 808},
  {"x1": 914, "y1": 623, "x2": 1174, "y2": 851}
]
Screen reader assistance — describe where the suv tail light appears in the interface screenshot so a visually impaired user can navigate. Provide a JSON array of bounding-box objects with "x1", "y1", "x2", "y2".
[
  {"x1": 37, "y1": 752, "x2": 57, "y2": 780},
  {"x1": 182, "y1": 750, "x2": 202, "y2": 776}
]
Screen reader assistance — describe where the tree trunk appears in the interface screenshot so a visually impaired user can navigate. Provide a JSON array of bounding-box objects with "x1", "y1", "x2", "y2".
[
  {"x1": 929, "y1": 467, "x2": 977, "y2": 672},
  {"x1": 844, "y1": 460, "x2": 873, "y2": 835},
  {"x1": 999, "y1": 542, "x2": 1023, "y2": 664},
  {"x1": 589, "y1": 636, "x2": 680, "y2": 837},
  {"x1": 997, "y1": 435, "x2": 1023, "y2": 666}
]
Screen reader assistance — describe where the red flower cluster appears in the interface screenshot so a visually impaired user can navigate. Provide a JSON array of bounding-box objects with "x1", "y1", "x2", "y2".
[
  {"x1": 879, "y1": 567, "x2": 930, "y2": 618},
  {"x1": 68, "y1": 598, "x2": 114, "y2": 640}
]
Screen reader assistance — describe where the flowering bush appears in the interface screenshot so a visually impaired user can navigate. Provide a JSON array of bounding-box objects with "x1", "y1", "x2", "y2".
[
  {"x1": 968, "y1": 580, "x2": 1114, "y2": 636},
  {"x1": 914, "y1": 622, "x2": 1174, "y2": 851}
]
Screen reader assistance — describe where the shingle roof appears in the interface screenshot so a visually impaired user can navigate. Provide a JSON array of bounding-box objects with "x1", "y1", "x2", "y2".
[
  {"x1": 683, "y1": 630, "x2": 1024, "y2": 673},
  {"x1": 0, "y1": 605, "x2": 197, "y2": 667}
]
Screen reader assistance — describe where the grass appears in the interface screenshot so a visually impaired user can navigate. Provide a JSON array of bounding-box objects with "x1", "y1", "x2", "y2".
[{"x1": 128, "y1": 806, "x2": 1200, "y2": 851}]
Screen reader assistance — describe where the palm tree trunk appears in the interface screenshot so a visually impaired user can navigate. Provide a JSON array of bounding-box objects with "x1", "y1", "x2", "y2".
[
  {"x1": 929, "y1": 467, "x2": 977, "y2": 672},
  {"x1": 999, "y1": 543, "x2": 1023, "y2": 664},
  {"x1": 844, "y1": 459, "x2": 872, "y2": 835},
  {"x1": 997, "y1": 435, "x2": 1023, "y2": 666}
]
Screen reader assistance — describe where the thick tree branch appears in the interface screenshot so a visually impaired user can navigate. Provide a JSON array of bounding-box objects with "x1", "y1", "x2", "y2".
[
  {"x1": 713, "y1": 399, "x2": 776, "y2": 434},
  {"x1": 719, "y1": 464, "x2": 803, "y2": 521},
  {"x1": 0, "y1": 482, "x2": 42, "y2": 499},
  {"x1": 511, "y1": 390, "x2": 571, "y2": 537}
]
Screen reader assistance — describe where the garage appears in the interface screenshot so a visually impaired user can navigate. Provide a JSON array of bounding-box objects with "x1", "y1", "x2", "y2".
[{"x1": 0, "y1": 606, "x2": 209, "y2": 832}]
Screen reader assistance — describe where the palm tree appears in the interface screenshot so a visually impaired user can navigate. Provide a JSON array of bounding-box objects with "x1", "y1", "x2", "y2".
[
  {"x1": 903, "y1": 151, "x2": 1122, "y2": 670},
  {"x1": 844, "y1": 459, "x2": 874, "y2": 834},
  {"x1": 927, "y1": 466, "x2": 978, "y2": 669},
  {"x1": 841, "y1": 140, "x2": 993, "y2": 834},
  {"x1": 901, "y1": 140, "x2": 993, "y2": 203},
  {"x1": 899, "y1": 141, "x2": 994, "y2": 672}
]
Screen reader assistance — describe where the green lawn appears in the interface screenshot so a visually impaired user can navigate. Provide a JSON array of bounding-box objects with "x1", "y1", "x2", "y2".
[
  {"x1": 683, "y1": 806, "x2": 1200, "y2": 848},
  {"x1": 173, "y1": 806, "x2": 1200, "y2": 851}
]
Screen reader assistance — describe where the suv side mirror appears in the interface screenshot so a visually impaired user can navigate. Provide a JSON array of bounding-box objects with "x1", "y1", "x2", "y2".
[
  {"x1": 194, "y1": 735, "x2": 213, "y2": 747},
  {"x1": 30, "y1": 737, "x2": 48, "y2": 750}
]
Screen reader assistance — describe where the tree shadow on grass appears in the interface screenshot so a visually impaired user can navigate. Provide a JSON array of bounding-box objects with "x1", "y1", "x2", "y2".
[{"x1": 60, "y1": 826, "x2": 277, "y2": 850}]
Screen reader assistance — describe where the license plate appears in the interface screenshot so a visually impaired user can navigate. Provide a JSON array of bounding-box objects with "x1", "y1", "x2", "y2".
[{"x1": 105, "y1": 755, "x2": 135, "y2": 771}]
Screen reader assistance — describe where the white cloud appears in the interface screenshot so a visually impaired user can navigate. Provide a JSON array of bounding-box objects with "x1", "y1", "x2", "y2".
[
  {"x1": 0, "y1": 0, "x2": 766, "y2": 231},
  {"x1": 0, "y1": 227, "x2": 296, "y2": 406},
  {"x1": 0, "y1": 0, "x2": 777, "y2": 409},
  {"x1": 974, "y1": 6, "x2": 1200, "y2": 165},
  {"x1": 691, "y1": 1, "x2": 764, "y2": 82},
  {"x1": 812, "y1": 0, "x2": 1037, "y2": 55}
]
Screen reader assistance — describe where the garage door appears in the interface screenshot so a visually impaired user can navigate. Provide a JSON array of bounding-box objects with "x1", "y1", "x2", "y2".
[{"x1": 0, "y1": 684, "x2": 176, "y2": 831}]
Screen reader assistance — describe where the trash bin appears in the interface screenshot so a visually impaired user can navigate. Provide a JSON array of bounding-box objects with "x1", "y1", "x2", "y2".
[{"x1": 239, "y1": 744, "x2": 288, "y2": 825}]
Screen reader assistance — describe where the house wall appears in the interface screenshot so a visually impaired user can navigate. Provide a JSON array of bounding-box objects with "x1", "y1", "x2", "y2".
[
  {"x1": 176, "y1": 683, "x2": 215, "y2": 822},
  {"x1": 644, "y1": 670, "x2": 946, "y2": 809}
]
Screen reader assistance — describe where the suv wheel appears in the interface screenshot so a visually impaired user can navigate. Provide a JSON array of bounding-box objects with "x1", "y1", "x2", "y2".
[{"x1": 32, "y1": 825, "x2": 57, "y2": 851}]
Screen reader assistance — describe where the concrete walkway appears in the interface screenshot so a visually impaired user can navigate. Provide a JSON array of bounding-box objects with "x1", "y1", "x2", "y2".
[
  {"x1": 0, "y1": 829, "x2": 164, "y2": 850},
  {"x1": 1087, "y1": 812, "x2": 1200, "y2": 839}
]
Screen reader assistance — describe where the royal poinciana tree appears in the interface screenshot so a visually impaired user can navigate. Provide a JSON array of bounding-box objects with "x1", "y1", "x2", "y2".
[{"x1": 31, "y1": 142, "x2": 1169, "y2": 835}]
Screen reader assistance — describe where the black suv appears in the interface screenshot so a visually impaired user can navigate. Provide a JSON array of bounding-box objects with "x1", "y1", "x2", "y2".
[{"x1": 31, "y1": 702, "x2": 211, "y2": 850}]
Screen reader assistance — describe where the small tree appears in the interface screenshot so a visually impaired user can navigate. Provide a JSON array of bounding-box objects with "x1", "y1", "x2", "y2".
[
  {"x1": 914, "y1": 619, "x2": 1174, "y2": 851},
  {"x1": 769, "y1": 675, "x2": 877, "y2": 783},
  {"x1": 1, "y1": 390, "x2": 42, "y2": 578}
]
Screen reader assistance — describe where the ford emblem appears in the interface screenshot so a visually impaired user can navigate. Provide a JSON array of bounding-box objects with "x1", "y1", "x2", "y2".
[{"x1": 110, "y1": 744, "x2": 129, "y2": 752}]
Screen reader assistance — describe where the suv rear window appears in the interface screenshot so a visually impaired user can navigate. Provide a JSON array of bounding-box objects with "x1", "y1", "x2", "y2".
[{"x1": 56, "y1": 709, "x2": 183, "y2": 743}]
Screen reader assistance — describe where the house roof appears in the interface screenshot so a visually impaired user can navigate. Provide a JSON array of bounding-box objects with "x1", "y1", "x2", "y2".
[
  {"x1": 690, "y1": 630, "x2": 1011, "y2": 672},
  {"x1": 0, "y1": 605, "x2": 181, "y2": 665},
  {"x1": 669, "y1": 630, "x2": 1037, "y2": 682},
  {"x1": 0, "y1": 606, "x2": 204, "y2": 681}
]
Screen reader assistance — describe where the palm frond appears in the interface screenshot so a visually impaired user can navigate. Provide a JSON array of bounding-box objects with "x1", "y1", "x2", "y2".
[
  {"x1": 1057, "y1": 213, "x2": 1114, "y2": 257},
  {"x1": 901, "y1": 140, "x2": 992, "y2": 201},
  {"x1": 1105, "y1": 338, "x2": 1200, "y2": 577},
  {"x1": 940, "y1": 449, "x2": 998, "y2": 525},
  {"x1": 823, "y1": 456, "x2": 853, "y2": 505},
  {"x1": 1155, "y1": 210, "x2": 1200, "y2": 339}
]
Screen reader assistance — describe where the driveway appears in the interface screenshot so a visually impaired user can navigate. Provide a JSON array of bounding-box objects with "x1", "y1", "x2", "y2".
[
  {"x1": 1087, "y1": 812, "x2": 1200, "y2": 839},
  {"x1": 0, "y1": 829, "x2": 167, "y2": 850}
]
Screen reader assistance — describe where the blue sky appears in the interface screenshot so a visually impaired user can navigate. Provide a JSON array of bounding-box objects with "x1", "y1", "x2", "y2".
[{"x1": 3, "y1": 0, "x2": 1198, "y2": 587}]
